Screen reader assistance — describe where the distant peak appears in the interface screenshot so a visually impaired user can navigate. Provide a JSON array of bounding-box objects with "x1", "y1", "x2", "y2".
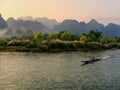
[
  {"x1": 0, "y1": 14, "x2": 7, "y2": 29},
  {"x1": 63, "y1": 19, "x2": 79, "y2": 23},
  {"x1": 7, "y1": 17, "x2": 16, "y2": 21},
  {"x1": 88, "y1": 19, "x2": 98, "y2": 24},
  {"x1": 79, "y1": 21, "x2": 86, "y2": 25}
]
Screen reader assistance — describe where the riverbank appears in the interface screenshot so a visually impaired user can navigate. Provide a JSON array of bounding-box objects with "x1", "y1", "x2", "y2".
[
  {"x1": 0, "y1": 41, "x2": 119, "y2": 52},
  {"x1": 0, "y1": 30, "x2": 119, "y2": 52}
]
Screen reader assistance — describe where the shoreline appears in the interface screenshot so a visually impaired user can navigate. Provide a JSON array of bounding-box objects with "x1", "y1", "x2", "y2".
[{"x1": 0, "y1": 43, "x2": 119, "y2": 52}]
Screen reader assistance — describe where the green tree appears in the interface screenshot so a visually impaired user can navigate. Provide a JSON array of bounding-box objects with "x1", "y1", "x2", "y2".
[
  {"x1": 0, "y1": 38, "x2": 7, "y2": 46},
  {"x1": 71, "y1": 34, "x2": 80, "y2": 41},
  {"x1": 33, "y1": 32, "x2": 42, "y2": 41},
  {"x1": 42, "y1": 33, "x2": 49, "y2": 40},
  {"x1": 117, "y1": 37, "x2": 120, "y2": 43},
  {"x1": 80, "y1": 35, "x2": 87, "y2": 43},
  {"x1": 58, "y1": 31, "x2": 66, "y2": 39},
  {"x1": 33, "y1": 32, "x2": 42, "y2": 46},
  {"x1": 88, "y1": 30, "x2": 102, "y2": 42},
  {"x1": 108, "y1": 37, "x2": 117, "y2": 43},
  {"x1": 47, "y1": 32, "x2": 58, "y2": 40},
  {"x1": 60, "y1": 31, "x2": 71, "y2": 41},
  {"x1": 100, "y1": 36, "x2": 108, "y2": 44}
]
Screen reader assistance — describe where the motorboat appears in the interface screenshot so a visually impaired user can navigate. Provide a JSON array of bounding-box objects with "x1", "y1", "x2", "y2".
[{"x1": 81, "y1": 57, "x2": 100, "y2": 65}]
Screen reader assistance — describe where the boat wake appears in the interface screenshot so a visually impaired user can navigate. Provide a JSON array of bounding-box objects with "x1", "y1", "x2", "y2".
[
  {"x1": 102, "y1": 56, "x2": 111, "y2": 59},
  {"x1": 81, "y1": 55, "x2": 111, "y2": 66}
]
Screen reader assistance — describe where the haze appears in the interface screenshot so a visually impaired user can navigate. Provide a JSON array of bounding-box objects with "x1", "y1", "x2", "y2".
[{"x1": 0, "y1": 0, "x2": 120, "y2": 24}]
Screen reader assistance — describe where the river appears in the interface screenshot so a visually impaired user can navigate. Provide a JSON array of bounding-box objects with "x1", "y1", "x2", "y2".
[{"x1": 0, "y1": 50, "x2": 120, "y2": 90}]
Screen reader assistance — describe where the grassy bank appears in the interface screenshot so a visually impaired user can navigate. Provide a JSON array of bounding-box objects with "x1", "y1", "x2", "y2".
[
  {"x1": 0, "y1": 40, "x2": 119, "y2": 52},
  {"x1": 0, "y1": 30, "x2": 119, "y2": 52}
]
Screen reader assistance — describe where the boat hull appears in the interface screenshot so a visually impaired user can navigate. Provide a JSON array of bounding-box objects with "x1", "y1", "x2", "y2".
[{"x1": 81, "y1": 59, "x2": 100, "y2": 65}]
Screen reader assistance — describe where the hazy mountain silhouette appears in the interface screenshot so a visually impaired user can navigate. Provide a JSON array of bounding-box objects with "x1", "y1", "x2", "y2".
[
  {"x1": 55, "y1": 19, "x2": 120, "y2": 37},
  {"x1": 0, "y1": 14, "x2": 7, "y2": 29},
  {"x1": 19, "y1": 16, "x2": 34, "y2": 21},
  {"x1": 104, "y1": 23, "x2": 120, "y2": 37},
  {"x1": 6, "y1": 17, "x2": 50, "y2": 36},
  {"x1": 1, "y1": 15, "x2": 120, "y2": 37},
  {"x1": 56, "y1": 19, "x2": 81, "y2": 34},
  {"x1": 35, "y1": 17, "x2": 59, "y2": 29},
  {"x1": 19, "y1": 16, "x2": 59, "y2": 29},
  {"x1": 55, "y1": 19, "x2": 104, "y2": 34},
  {"x1": 86, "y1": 19, "x2": 105, "y2": 33}
]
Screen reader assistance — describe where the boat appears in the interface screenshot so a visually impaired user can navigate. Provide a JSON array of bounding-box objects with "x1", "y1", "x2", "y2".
[{"x1": 81, "y1": 58, "x2": 100, "y2": 66}]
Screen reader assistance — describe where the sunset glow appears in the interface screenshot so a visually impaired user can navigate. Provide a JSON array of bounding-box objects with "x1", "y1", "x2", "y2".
[{"x1": 0, "y1": 0, "x2": 120, "y2": 23}]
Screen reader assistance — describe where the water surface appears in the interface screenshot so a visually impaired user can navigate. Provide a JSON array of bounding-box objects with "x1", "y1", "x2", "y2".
[{"x1": 0, "y1": 50, "x2": 120, "y2": 90}]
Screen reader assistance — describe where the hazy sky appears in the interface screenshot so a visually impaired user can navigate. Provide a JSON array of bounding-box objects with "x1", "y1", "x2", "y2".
[{"x1": 0, "y1": 0, "x2": 120, "y2": 24}]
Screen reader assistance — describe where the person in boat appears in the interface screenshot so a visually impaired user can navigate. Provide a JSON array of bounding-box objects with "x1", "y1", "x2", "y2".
[
  {"x1": 90, "y1": 56, "x2": 100, "y2": 61},
  {"x1": 90, "y1": 57, "x2": 96, "y2": 61}
]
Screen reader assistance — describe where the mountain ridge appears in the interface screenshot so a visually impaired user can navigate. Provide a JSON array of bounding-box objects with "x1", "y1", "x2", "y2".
[
  {"x1": 0, "y1": 14, "x2": 7, "y2": 29},
  {"x1": 1, "y1": 15, "x2": 120, "y2": 37}
]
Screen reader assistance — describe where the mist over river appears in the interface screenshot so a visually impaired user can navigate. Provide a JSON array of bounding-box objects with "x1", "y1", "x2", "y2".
[{"x1": 0, "y1": 50, "x2": 120, "y2": 90}]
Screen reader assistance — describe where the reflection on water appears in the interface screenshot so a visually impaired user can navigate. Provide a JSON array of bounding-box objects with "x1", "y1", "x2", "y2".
[{"x1": 0, "y1": 50, "x2": 120, "y2": 90}]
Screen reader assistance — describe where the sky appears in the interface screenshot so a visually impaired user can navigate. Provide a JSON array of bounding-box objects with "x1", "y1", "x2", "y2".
[{"x1": 0, "y1": 0, "x2": 120, "y2": 24}]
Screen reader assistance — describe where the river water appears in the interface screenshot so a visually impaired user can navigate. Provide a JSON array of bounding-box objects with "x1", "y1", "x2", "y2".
[{"x1": 0, "y1": 50, "x2": 120, "y2": 90}]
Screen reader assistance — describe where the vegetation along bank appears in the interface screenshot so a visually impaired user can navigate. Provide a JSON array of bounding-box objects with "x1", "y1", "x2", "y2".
[{"x1": 0, "y1": 30, "x2": 120, "y2": 52}]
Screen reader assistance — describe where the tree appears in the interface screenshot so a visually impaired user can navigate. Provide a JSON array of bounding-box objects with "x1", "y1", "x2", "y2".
[
  {"x1": 33, "y1": 32, "x2": 42, "y2": 41},
  {"x1": 58, "y1": 31, "x2": 66, "y2": 39},
  {"x1": 33, "y1": 32, "x2": 42, "y2": 46},
  {"x1": 100, "y1": 36, "x2": 108, "y2": 44},
  {"x1": 60, "y1": 31, "x2": 71, "y2": 41},
  {"x1": 47, "y1": 32, "x2": 58, "y2": 40},
  {"x1": 88, "y1": 30, "x2": 102, "y2": 42},
  {"x1": 0, "y1": 38, "x2": 7, "y2": 46},
  {"x1": 117, "y1": 37, "x2": 120, "y2": 43},
  {"x1": 42, "y1": 33, "x2": 49, "y2": 40},
  {"x1": 80, "y1": 35, "x2": 87, "y2": 43},
  {"x1": 71, "y1": 34, "x2": 80, "y2": 41},
  {"x1": 108, "y1": 37, "x2": 117, "y2": 43}
]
